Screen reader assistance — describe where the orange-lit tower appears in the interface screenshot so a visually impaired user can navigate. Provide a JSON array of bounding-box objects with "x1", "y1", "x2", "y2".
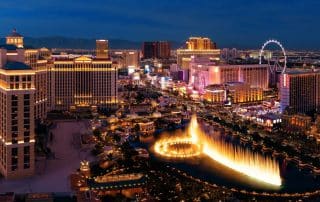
[
  {"x1": 96, "y1": 39, "x2": 109, "y2": 59},
  {"x1": 6, "y1": 29, "x2": 24, "y2": 48}
]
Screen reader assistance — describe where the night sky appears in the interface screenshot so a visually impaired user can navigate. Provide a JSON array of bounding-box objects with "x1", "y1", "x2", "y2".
[{"x1": 0, "y1": 0, "x2": 319, "y2": 49}]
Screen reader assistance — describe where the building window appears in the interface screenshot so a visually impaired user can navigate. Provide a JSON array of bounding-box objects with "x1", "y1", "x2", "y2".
[
  {"x1": 24, "y1": 100, "x2": 30, "y2": 106},
  {"x1": 12, "y1": 138, "x2": 18, "y2": 144},
  {"x1": 24, "y1": 137, "x2": 30, "y2": 143},
  {"x1": 12, "y1": 131, "x2": 18, "y2": 144},
  {"x1": 24, "y1": 119, "x2": 30, "y2": 125},
  {"x1": 24, "y1": 146, "x2": 30, "y2": 155},
  {"x1": 24, "y1": 107, "x2": 30, "y2": 112},
  {"x1": 12, "y1": 101, "x2": 18, "y2": 107},
  {"x1": 12, "y1": 113, "x2": 17, "y2": 119},
  {"x1": 24, "y1": 157, "x2": 30, "y2": 169},
  {"x1": 12, "y1": 147, "x2": 18, "y2": 156},
  {"x1": 11, "y1": 157, "x2": 18, "y2": 171},
  {"x1": 11, "y1": 95, "x2": 18, "y2": 100},
  {"x1": 12, "y1": 126, "x2": 18, "y2": 132}
]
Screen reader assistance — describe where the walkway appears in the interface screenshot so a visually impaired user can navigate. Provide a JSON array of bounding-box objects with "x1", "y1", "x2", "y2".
[{"x1": 0, "y1": 120, "x2": 95, "y2": 193}]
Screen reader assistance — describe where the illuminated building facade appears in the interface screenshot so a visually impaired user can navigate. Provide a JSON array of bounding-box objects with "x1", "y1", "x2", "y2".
[
  {"x1": 137, "y1": 121, "x2": 155, "y2": 136},
  {"x1": 280, "y1": 70, "x2": 320, "y2": 114},
  {"x1": 256, "y1": 113, "x2": 282, "y2": 128},
  {"x1": 111, "y1": 50, "x2": 139, "y2": 68},
  {"x1": 203, "y1": 85, "x2": 226, "y2": 103},
  {"x1": 177, "y1": 37, "x2": 220, "y2": 68},
  {"x1": 96, "y1": 40, "x2": 109, "y2": 59},
  {"x1": 0, "y1": 47, "x2": 35, "y2": 179},
  {"x1": 227, "y1": 82, "x2": 263, "y2": 103},
  {"x1": 142, "y1": 42, "x2": 155, "y2": 59},
  {"x1": 282, "y1": 114, "x2": 311, "y2": 132},
  {"x1": 221, "y1": 48, "x2": 238, "y2": 61},
  {"x1": 38, "y1": 47, "x2": 51, "y2": 60},
  {"x1": 204, "y1": 82, "x2": 263, "y2": 104},
  {"x1": 24, "y1": 49, "x2": 48, "y2": 120},
  {"x1": 189, "y1": 58, "x2": 269, "y2": 92},
  {"x1": 186, "y1": 37, "x2": 216, "y2": 50},
  {"x1": 5, "y1": 29, "x2": 49, "y2": 120},
  {"x1": 6, "y1": 29, "x2": 24, "y2": 48},
  {"x1": 0, "y1": 30, "x2": 118, "y2": 179},
  {"x1": 157, "y1": 41, "x2": 171, "y2": 59},
  {"x1": 52, "y1": 56, "x2": 118, "y2": 111},
  {"x1": 142, "y1": 41, "x2": 171, "y2": 59}
]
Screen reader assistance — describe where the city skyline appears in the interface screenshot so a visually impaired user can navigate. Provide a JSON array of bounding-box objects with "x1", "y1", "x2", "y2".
[
  {"x1": 1, "y1": 0, "x2": 320, "y2": 49},
  {"x1": 2, "y1": 2, "x2": 320, "y2": 201}
]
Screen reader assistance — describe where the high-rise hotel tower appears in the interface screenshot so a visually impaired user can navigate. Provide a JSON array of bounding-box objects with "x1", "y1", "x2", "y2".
[
  {"x1": 0, "y1": 31, "x2": 36, "y2": 178},
  {"x1": 51, "y1": 56, "x2": 118, "y2": 112},
  {"x1": 96, "y1": 39, "x2": 109, "y2": 59},
  {"x1": 177, "y1": 37, "x2": 220, "y2": 69},
  {"x1": 280, "y1": 70, "x2": 320, "y2": 114},
  {"x1": 0, "y1": 30, "x2": 117, "y2": 179}
]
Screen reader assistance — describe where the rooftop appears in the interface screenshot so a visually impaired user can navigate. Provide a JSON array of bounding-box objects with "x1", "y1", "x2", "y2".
[
  {"x1": 259, "y1": 113, "x2": 281, "y2": 120},
  {"x1": 0, "y1": 44, "x2": 18, "y2": 50},
  {"x1": 4, "y1": 62, "x2": 32, "y2": 70},
  {"x1": 225, "y1": 81, "x2": 245, "y2": 86},
  {"x1": 285, "y1": 68, "x2": 320, "y2": 75},
  {"x1": 7, "y1": 29, "x2": 23, "y2": 37}
]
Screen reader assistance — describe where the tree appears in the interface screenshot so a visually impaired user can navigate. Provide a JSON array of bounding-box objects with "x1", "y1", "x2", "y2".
[
  {"x1": 104, "y1": 134, "x2": 113, "y2": 144},
  {"x1": 113, "y1": 133, "x2": 121, "y2": 143},
  {"x1": 134, "y1": 124, "x2": 140, "y2": 133},
  {"x1": 120, "y1": 141, "x2": 138, "y2": 161},
  {"x1": 92, "y1": 142, "x2": 104, "y2": 155},
  {"x1": 93, "y1": 129, "x2": 101, "y2": 138},
  {"x1": 107, "y1": 153, "x2": 113, "y2": 161}
]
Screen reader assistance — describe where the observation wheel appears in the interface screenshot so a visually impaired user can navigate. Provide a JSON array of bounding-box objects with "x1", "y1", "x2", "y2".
[{"x1": 259, "y1": 39, "x2": 287, "y2": 74}]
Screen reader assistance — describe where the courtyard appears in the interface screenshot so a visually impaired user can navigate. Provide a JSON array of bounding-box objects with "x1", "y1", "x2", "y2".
[{"x1": 0, "y1": 120, "x2": 95, "y2": 193}]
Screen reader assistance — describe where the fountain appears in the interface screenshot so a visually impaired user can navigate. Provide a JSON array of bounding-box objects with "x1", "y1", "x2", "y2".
[
  {"x1": 154, "y1": 115, "x2": 281, "y2": 186},
  {"x1": 154, "y1": 136, "x2": 202, "y2": 159}
]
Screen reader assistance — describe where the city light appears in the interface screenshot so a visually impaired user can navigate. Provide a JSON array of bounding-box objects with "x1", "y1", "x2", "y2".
[
  {"x1": 154, "y1": 115, "x2": 281, "y2": 186},
  {"x1": 1, "y1": 1, "x2": 320, "y2": 200}
]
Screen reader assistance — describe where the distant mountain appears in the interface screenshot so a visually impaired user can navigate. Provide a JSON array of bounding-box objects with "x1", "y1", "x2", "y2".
[{"x1": 0, "y1": 37, "x2": 181, "y2": 50}]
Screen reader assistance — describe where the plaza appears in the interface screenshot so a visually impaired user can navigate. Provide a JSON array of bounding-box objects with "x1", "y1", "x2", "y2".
[{"x1": 0, "y1": 120, "x2": 94, "y2": 193}]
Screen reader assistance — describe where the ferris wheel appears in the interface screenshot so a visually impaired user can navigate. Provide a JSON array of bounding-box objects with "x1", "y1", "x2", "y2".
[{"x1": 259, "y1": 39, "x2": 287, "y2": 74}]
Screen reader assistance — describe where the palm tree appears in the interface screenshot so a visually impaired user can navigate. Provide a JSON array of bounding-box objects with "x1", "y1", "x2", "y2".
[{"x1": 107, "y1": 153, "x2": 113, "y2": 161}]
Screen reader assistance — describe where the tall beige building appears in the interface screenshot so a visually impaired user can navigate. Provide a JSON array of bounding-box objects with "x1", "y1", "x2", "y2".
[
  {"x1": 186, "y1": 37, "x2": 216, "y2": 50},
  {"x1": 96, "y1": 40, "x2": 109, "y2": 59},
  {"x1": 280, "y1": 70, "x2": 320, "y2": 114},
  {"x1": 177, "y1": 37, "x2": 220, "y2": 68},
  {"x1": 111, "y1": 50, "x2": 139, "y2": 68},
  {"x1": 52, "y1": 56, "x2": 117, "y2": 111},
  {"x1": 24, "y1": 49, "x2": 48, "y2": 120},
  {"x1": 6, "y1": 29, "x2": 24, "y2": 48},
  {"x1": 0, "y1": 45, "x2": 35, "y2": 179},
  {"x1": 6, "y1": 29, "x2": 50, "y2": 120},
  {"x1": 0, "y1": 30, "x2": 118, "y2": 179}
]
